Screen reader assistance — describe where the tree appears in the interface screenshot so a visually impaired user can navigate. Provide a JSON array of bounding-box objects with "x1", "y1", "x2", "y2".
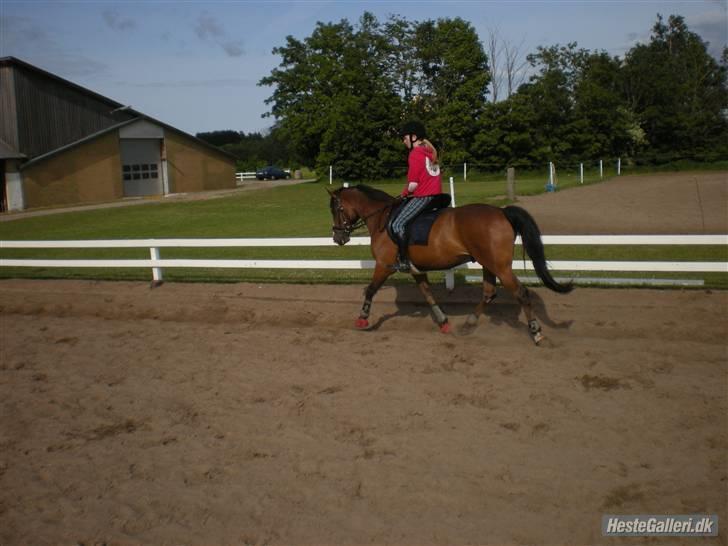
[
  {"x1": 486, "y1": 27, "x2": 530, "y2": 102},
  {"x1": 503, "y1": 37, "x2": 529, "y2": 98},
  {"x1": 195, "y1": 130, "x2": 243, "y2": 147},
  {"x1": 502, "y1": 43, "x2": 638, "y2": 163},
  {"x1": 622, "y1": 14, "x2": 728, "y2": 159},
  {"x1": 573, "y1": 52, "x2": 643, "y2": 158},
  {"x1": 486, "y1": 27, "x2": 504, "y2": 103},
  {"x1": 412, "y1": 17, "x2": 490, "y2": 163},
  {"x1": 260, "y1": 13, "x2": 491, "y2": 175},
  {"x1": 259, "y1": 13, "x2": 401, "y2": 178}
]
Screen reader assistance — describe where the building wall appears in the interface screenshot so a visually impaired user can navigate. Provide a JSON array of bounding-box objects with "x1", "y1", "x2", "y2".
[
  {"x1": 165, "y1": 131, "x2": 236, "y2": 193},
  {"x1": 21, "y1": 132, "x2": 123, "y2": 209}
]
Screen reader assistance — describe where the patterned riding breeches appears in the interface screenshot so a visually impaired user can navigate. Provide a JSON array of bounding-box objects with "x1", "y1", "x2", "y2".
[{"x1": 390, "y1": 196, "x2": 435, "y2": 242}]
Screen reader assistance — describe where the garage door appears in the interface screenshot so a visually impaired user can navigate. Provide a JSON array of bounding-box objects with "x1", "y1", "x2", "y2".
[{"x1": 120, "y1": 139, "x2": 163, "y2": 197}]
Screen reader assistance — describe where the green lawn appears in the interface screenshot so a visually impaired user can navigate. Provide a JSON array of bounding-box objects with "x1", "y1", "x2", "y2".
[{"x1": 1, "y1": 174, "x2": 726, "y2": 288}]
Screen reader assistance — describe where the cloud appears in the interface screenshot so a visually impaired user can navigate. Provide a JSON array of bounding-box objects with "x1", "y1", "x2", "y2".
[
  {"x1": 694, "y1": 17, "x2": 726, "y2": 43},
  {"x1": 690, "y1": 12, "x2": 727, "y2": 58},
  {"x1": 222, "y1": 41, "x2": 244, "y2": 57},
  {"x1": 195, "y1": 13, "x2": 225, "y2": 40},
  {"x1": 193, "y1": 12, "x2": 245, "y2": 57},
  {"x1": 102, "y1": 9, "x2": 136, "y2": 32},
  {"x1": 0, "y1": 15, "x2": 109, "y2": 78}
]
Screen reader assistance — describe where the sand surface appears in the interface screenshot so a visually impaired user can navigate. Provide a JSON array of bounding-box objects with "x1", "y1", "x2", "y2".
[{"x1": 1, "y1": 171, "x2": 726, "y2": 545}]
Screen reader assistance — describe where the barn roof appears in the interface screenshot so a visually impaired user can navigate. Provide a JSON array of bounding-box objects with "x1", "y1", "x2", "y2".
[{"x1": 1, "y1": 57, "x2": 237, "y2": 166}]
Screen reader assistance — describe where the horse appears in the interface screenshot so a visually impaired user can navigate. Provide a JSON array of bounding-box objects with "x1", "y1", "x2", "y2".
[{"x1": 328, "y1": 184, "x2": 573, "y2": 344}]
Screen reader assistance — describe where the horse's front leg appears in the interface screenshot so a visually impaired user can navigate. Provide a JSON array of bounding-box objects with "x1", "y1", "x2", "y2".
[
  {"x1": 413, "y1": 273, "x2": 451, "y2": 333},
  {"x1": 356, "y1": 264, "x2": 393, "y2": 329}
]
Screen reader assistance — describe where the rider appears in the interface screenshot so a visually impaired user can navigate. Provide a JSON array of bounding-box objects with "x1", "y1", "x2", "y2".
[{"x1": 390, "y1": 120, "x2": 443, "y2": 272}]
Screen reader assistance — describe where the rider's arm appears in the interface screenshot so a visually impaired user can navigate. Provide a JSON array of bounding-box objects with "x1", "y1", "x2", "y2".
[{"x1": 404, "y1": 148, "x2": 424, "y2": 196}]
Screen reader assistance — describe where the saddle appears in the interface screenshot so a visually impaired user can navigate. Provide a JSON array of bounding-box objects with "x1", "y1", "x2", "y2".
[{"x1": 387, "y1": 193, "x2": 452, "y2": 247}]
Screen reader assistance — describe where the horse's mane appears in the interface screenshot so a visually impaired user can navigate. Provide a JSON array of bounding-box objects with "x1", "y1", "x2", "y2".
[{"x1": 353, "y1": 184, "x2": 395, "y2": 203}]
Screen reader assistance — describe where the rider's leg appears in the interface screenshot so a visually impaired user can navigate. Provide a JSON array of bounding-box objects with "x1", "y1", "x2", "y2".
[{"x1": 389, "y1": 197, "x2": 433, "y2": 271}]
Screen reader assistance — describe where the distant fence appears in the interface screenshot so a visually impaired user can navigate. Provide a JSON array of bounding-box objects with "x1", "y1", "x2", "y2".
[
  {"x1": 236, "y1": 169, "x2": 294, "y2": 185},
  {"x1": 326, "y1": 159, "x2": 625, "y2": 185},
  {"x1": 2, "y1": 235, "x2": 726, "y2": 289},
  {"x1": 235, "y1": 172, "x2": 257, "y2": 184}
]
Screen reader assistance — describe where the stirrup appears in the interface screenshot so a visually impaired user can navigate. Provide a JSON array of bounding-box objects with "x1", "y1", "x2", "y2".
[{"x1": 388, "y1": 259, "x2": 412, "y2": 272}]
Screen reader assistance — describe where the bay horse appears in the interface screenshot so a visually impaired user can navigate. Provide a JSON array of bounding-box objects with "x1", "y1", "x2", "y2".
[{"x1": 328, "y1": 184, "x2": 573, "y2": 344}]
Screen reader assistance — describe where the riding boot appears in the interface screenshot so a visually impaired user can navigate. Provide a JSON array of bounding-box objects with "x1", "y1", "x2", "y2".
[{"x1": 390, "y1": 241, "x2": 411, "y2": 272}]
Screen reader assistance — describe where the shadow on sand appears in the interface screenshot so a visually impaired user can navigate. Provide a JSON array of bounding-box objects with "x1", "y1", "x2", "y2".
[{"x1": 368, "y1": 281, "x2": 573, "y2": 335}]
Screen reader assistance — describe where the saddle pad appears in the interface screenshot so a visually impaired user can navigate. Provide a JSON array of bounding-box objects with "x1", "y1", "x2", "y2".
[{"x1": 388, "y1": 193, "x2": 451, "y2": 246}]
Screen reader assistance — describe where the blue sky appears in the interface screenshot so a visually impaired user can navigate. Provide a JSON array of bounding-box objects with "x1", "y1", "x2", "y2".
[{"x1": 1, "y1": 0, "x2": 726, "y2": 136}]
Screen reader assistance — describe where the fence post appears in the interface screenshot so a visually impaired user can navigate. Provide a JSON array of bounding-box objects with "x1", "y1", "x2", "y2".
[
  {"x1": 329, "y1": 165, "x2": 333, "y2": 185},
  {"x1": 449, "y1": 176, "x2": 456, "y2": 207},
  {"x1": 507, "y1": 167, "x2": 516, "y2": 200},
  {"x1": 445, "y1": 270, "x2": 455, "y2": 291},
  {"x1": 580, "y1": 163, "x2": 584, "y2": 184},
  {"x1": 463, "y1": 162, "x2": 467, "y2": 182},
  {"x1": 599, "y1": 160, "x2": 603, "y2": 180},
  {"x1": 617, "y1": 157, "x2": 621, "y2": 175},
  {"x1": 150, "y1": 247, "x2": 164, "y2": 287},
  {"x1": 551, "y1": 162, "x2": 556, "y2": 187}
]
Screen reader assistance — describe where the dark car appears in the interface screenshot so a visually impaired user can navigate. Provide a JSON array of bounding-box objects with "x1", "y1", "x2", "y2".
[{"x1": 255, "y1": 166, "x2": 290, "y2": 180}]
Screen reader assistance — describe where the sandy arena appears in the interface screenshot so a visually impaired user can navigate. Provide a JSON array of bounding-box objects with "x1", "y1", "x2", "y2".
[{"x1": 1, "y1": 172, "x2": 726, "y2": 545}]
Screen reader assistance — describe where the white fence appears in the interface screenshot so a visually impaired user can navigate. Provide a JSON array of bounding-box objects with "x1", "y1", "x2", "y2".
[
  {"x1": 2, "y1": 235, "x2": 726, "y2": 289},
  {"x1": 235, "y1": 172, "x2": 257, "y2": 184}
]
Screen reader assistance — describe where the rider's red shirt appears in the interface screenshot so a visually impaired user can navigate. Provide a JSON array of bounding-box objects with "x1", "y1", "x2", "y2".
[{"x1": 402, "y1": 144, "x2": 442, "y2": 197}]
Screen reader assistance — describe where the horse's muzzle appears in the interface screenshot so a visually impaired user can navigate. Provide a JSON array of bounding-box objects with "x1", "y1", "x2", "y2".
[{"x1": 332, "y1": 228, "x2": 350, "y2": 246}]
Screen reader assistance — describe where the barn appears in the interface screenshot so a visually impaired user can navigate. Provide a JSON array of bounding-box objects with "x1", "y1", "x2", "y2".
[{"x1": 0, "y1": 57, "x2": 237, "y2": 212}]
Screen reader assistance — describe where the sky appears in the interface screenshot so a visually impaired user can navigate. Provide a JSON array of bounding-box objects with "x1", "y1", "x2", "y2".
[{"x1": 1, "y1": 0, "x2": 726, "y2": 136}]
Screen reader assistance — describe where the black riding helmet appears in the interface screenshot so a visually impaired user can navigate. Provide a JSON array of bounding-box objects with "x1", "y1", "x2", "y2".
[{"x1": 398, "y1": 120, "x2": 427, "y2": 143}]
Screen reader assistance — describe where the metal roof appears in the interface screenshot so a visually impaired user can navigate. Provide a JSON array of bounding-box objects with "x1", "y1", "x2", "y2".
[{"x1": 1, "y1": 57, "x2": 237, "y2": 166}]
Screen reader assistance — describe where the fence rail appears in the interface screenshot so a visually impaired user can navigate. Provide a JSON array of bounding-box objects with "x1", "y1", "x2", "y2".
[
  {"x1": 235, "y1": 172, "x2": 257, "y2": 184},
  {"x1": 2, "y1": 235, "x2": 726, "y2": 289}
]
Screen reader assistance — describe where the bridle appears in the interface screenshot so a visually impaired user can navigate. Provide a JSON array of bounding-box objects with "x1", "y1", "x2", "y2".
[
  {"x1": 331, "y1": 193, "x2": 399, "y2": 237},
  {"x1": 331, "y1": 195, "x2": 367, "y2": 237}
]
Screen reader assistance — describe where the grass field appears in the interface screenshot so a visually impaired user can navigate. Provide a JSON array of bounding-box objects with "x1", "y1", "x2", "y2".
[{"x1": 1, "y1": 171, "x2": 726, "y2": 288}]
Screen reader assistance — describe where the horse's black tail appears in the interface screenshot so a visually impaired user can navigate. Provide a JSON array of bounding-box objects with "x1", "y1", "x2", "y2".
[{"x1": 502, "y1": 206, "x2": 574, "y2": 294}]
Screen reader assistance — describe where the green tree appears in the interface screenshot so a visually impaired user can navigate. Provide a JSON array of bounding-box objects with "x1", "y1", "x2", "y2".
[
  {"x1": 259, "y1": 13, "x2": 401, "y2": 178},
  {"x1": 487, "y1": 42, "x2": 640, "y2": 165},
  {"x1": 622, "y1": 14, "x2": 728, "y2": 160},
  {"x1": 413, "y1": 18, "x2": 490, "y2": 164},
  {"x1": 260, "y1": 13, "x2": 492, "y2": 176},
  {"x1": 573, "y1": 52, "x2": 643, "y2": 158},
  {"x1": 195, "y1": 130, "x2": 243, "y2": 147},
  {"x1": 472, "y1": 95, "x2": 542, "y2": 167}
]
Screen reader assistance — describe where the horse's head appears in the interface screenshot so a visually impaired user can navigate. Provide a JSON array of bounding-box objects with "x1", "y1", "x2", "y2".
[{"x1": 327, "y1": 187, "x2": 360, "y2": 246}]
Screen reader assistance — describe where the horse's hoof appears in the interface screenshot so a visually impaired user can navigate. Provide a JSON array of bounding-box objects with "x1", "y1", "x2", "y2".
[
  {"x1": 457, "y1": 323, "x2": 475, "y2": 336},
  {"x1": 439, "y1": 322, "x2": 452, "y2": 334},
  {"x1": 355, "y1": 318, "x2": 369, "y2": 330},
  {"x1": 532, "y1": 331, "x2": 545, "y2": 345}
]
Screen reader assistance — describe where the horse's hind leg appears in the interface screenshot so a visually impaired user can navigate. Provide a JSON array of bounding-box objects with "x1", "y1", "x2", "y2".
[
  {"x1": 356, "y1": 264, "x2": 393, "y2": 329},
  {"x1": 413, "y1": 273, "x2": 451, "y2": 333},
  {"x1": 463, "y1": 268, "x2": 497, "y2": 330},
  {"x1": 498, "y1": 267, "x2": 544, "y2": 344}
]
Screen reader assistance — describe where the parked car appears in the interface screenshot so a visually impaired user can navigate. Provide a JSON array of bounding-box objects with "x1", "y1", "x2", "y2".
[{"x1": 255, "y1": 166, "x2": 290, "y2": 180}]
